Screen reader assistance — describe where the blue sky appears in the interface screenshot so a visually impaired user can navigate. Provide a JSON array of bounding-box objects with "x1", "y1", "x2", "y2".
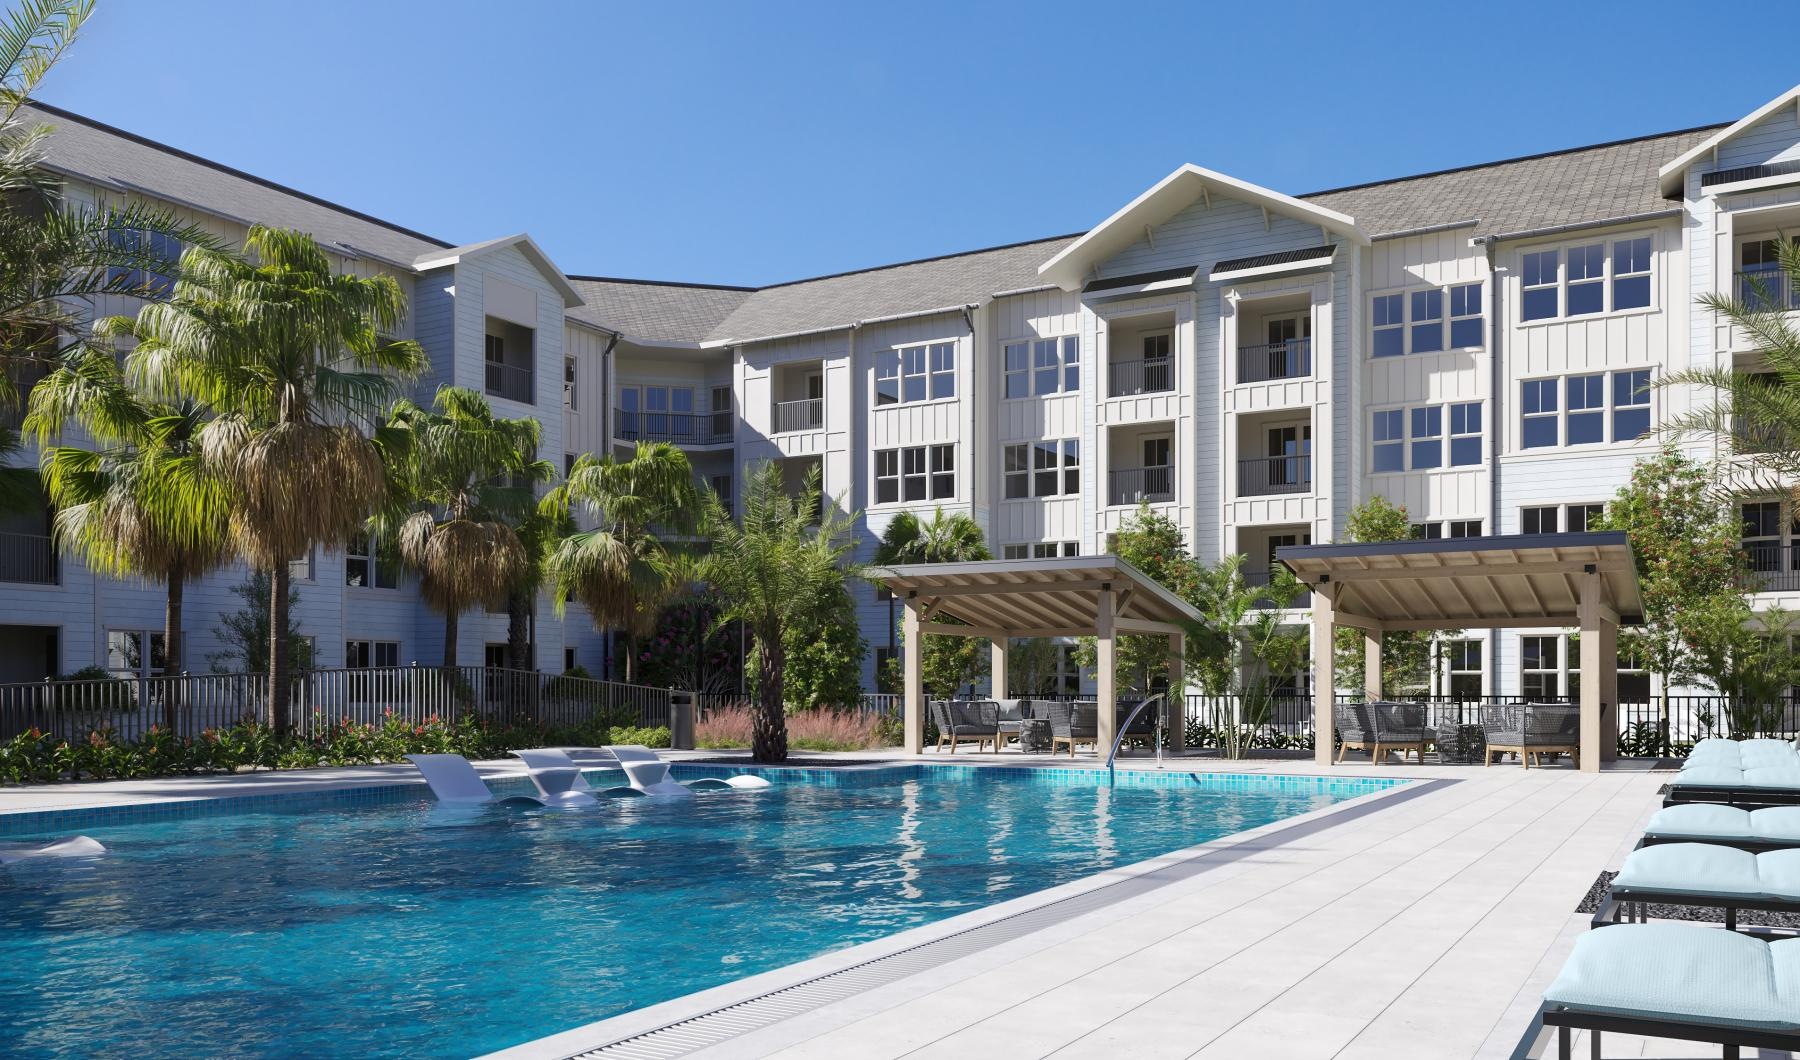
[{"x1": 38, "y1": 1, "x2": 1800, "y2": 287}]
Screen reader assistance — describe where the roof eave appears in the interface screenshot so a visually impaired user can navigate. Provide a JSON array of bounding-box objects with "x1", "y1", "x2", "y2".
[
  {"x1": 1657, "y1": 84, "x2": 1800, "y2": 196},
  {"x1": 413, "y1": 233, "x2": 586, "y2": 308}
]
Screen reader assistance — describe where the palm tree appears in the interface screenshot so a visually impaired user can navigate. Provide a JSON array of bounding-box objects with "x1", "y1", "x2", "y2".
[
  {"x1": 503, "y1": 500, "x2": 572, "y2": 671},
  {"x1": 99, "y1": 226, "x2": 425, "y2": 730},
  {"x1": 702, "y1": 461, "x2": 859, "y2": 761},
  {"x1": 873, "y1": 507, "x2": 991, "y2": 696},
  {"x1": 379, "y1": 386, "x2": 551, "y2": 667},
  {"x1": 541, "y1": 441, "x2": 699, "y2": 682},
  {"x1": 25, "y1": 347, "x2": 231, "y2": 709}
]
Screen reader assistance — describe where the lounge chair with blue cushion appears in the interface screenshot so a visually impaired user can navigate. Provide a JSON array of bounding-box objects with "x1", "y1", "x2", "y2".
[
  {"x1": 1594, "y1": 841, "x2": 1800, "y2": 931},
  {"x1": 1684, "y1": 737, "x2": 1800, "y2": 771},
  {"x1": 1540, "y1": 923, "x2": 1800, "y2": 1059},
  {"x1": 1641, "y1": 804, "x2": 1800, "y2": 852},
  {"x1": 1666, "y1": 763, "x2": 1800, "y2": 808}
]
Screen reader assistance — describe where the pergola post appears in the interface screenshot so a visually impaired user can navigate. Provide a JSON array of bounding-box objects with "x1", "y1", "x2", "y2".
[
  {"x1": 1578, "y1": 569, "x2": 1604, "y2": 773},
  {"x1": 1168, "y1": 630, "x2": 1186, "y2": 752},
  {"x1": 1598, "y1": 614, "x2": 1619, "y2": 764},
  {"x1": 1363, "y1": 628, "x2": 1383, "y2": 701},
  {"x1": 1096, "y1": 586, "x2": 1117, "y2": 757},
  {"x1": 903, "y1": 598, "x2": 924, "y2": 754},
  {"x1": 989, "y1": 637, "x2": 1009, "y2": 699},
  {"x1": 1312, "y1": 577, "x2": 1336, "y2": 768}
]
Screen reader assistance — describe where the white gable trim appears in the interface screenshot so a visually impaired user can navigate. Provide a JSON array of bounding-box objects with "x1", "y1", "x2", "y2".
[
  {"x1": 413, "y1": 233, "x2": 585, "y2": 308},
  {"x1": 1036, "y1": 164, "x2": 1367, "y2": 291},
  {"x1": 1658, "y1": 84, "x2": 1800, "y2": 196}
]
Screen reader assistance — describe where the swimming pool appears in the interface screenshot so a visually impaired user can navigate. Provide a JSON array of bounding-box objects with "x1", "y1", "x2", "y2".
[{"x1": 0, "y1": 763, "x2": 1400, "y2": 1058}]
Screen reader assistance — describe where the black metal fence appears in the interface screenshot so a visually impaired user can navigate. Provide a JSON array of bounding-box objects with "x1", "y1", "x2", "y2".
[
  {"x1": 1236, "y1": 339, "x2": 1311, "y2": 384},
  {"x1": 614, "y1": 408, "x2": 733, "y2": 445},
  {"x1": 1107, "y1": 465, "x2": 1174, "y2": 506},
  {"x1": 1107, "y1": 357, "x2": 1174, "y2": 397},
  {"x1": 1237, "y1": 454, "x2": 1311, "y2": 497}
]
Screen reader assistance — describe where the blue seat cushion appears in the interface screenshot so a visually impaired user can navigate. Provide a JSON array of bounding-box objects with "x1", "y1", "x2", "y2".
[
  {"x1": 1745, "y1": 767, "x2": 1800, "y2": 790},
  {"x1": 1613, "y1": 843, "x2": 1762, "y2": 899},
  {"x1": 1544, "y1": 924, "x2": 1800, "y2": 1031},
  {"x1": 1644, "y1": 804, "x2": 1755, "y2": 842},
  {"x1": 1674, "y1": 766, "x2": 1750, "y2": 788},
  {"x1": 1753, "y1": 806, "x2": 1800, "y2": 842}
]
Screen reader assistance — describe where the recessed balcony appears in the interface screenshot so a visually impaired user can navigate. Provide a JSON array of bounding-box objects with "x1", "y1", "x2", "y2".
[
  {"x1": 1107, "y1": 465, "x2": 1173, "y2": 507},
  {"x1": 1236, "y1": 338, "x2": 1312, "y2": 384},
  {"x1": 773, "y1": 398, "x2": 824, "y2": 434},
  {"x1": 1237, "y1": 454, "x2": 1312, "y2": 497},
  {"x1": 613, "y1": 408, "x2": 732, "y2": 445}
]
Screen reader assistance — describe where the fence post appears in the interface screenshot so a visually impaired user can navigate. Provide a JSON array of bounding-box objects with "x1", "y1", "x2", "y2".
[{"x1": 670, "y1": 689, "x2": 695, "y2": 750}]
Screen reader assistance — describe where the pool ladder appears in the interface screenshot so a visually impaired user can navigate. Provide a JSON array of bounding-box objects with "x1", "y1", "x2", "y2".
[{"x1": 1105, "y1": 692, "x2": 1168, "y2": 786}]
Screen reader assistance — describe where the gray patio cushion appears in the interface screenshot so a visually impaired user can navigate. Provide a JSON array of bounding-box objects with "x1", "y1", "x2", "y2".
[
  {"x1": 1049, "y1": 700, "x2": 1097, "y2": 739},
  {"x1": 946, "y1": 700, "x2": 998, "y2": 735},
  {"x1": 1544, "y1": 923, "x2": 1800, "y2": 1031}
]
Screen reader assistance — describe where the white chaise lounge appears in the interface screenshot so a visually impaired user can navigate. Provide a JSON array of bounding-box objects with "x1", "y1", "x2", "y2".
[
  {"x1": 605, "y1": 744, "x2": 770, "y2": 795},
  {"x1": 0, "y1": 835, "x2": 105, "y2": 864},
  {"x1": 405, "y1": 753, "x2": 544, "y2": 806}
]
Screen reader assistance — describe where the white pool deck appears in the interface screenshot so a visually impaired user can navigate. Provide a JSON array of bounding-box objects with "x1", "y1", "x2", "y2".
[{"x1": 0, "y1": 749, "x2": 1779, "y2": 1060}]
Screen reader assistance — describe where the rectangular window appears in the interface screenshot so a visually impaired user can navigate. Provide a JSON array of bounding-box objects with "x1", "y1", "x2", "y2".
[
  {"x1": 1062, "y1": 439, "x2": 1079, "y2": 495},
  {"x1": 1612, "y1": 236, "x2": 1652, "y2": 310},
  {"x1": 1409, "y1": 289, "x2": 1444, "y2": 353},
  {"x1": 1522, "y1": 250, "x2": 1559, "y2": 321},
  {"x1": 928, "y1": 342, "x2": 955, "y2": 400},
  {"x1": 875, "y1": 449, "x2": 899, "y2": 503},
  {"x1": 1521, "y1": 635, "x2": 1560, "y2": 699},
  {"x1": 1445, "y1": 639, "x2": 1483, "y2": 699},
  {"x1": 1522, "y1": 506, "x2": 1558, "y2": 535},
  {"x1": 880, "y1": 343, "x2": 953, "y2": 405},
  {"x1": 929, "y1": 444, "x2": 954, "y2": 499},
  {"x1": 875, "y1": 350, "x2": 900, "y2": 405},
  {"x1": 288, "y1": 548, "x2": 316, "y2": 583},
  {"x1": 902, "y1": 446, "x2": 927, "y2": 500},
  {"x1": 1372, "y1": 409, "x2": 1405, "y2": 472},
  {"x1": 1003, "y1": 342, "x2": 1029, "y2": 399},
  {"x1": 1743, "y1": 501, "x2": 1782, "y2": 574},
  {"x1": 901, "y1": 346, "x2": 926, "y2": 403},
  {"x1": 564, "y1": 647, "x2": 577, "y2": 672},
  {"x1": 106, "y1": 228, "x2": 182, "y2": 298},
  {"x1": 1565, "y1": 243, "x2": 1606, "y2": 316},
  {"x1": 563, "y1": 357, "x2": 577, "y2": 409},
  {"x1": 1521, "y1": 379, "x2": 1559, "y2": 449},
  {"x1": 106, "y1": 629, "x2": 167, "y2": 676},
  {"x1": 1032, "y1": 339, "x2": 1059, "y2": 395},
  {"x1": 346, "y1": 640, "x2": 400, "y2": 669},
  {"x1": 1005, "y1": 336, "x2": 1078, "y2": 398},
  {"x1": 1006, "y1": 439, "x2": 1078, "y2": 498},
  {"x1": 1449, "y1": 283, "x2": 1484, "y2": 348},
  {"x1": 1002, "y1": 544, "x2": 1027, "y2": 560},
  {"x1": 1612, "y1": 369, "x2": 1651, "y2": 441},
  {"x1": 1061, "y1": 335, "x2": 1080, "y2": 392},
  {"x1": 1410, "y1": 406, "x2": 1443, "y2": 470},
  {"x1": 1566, "y1": 373, "x2": 1605, "y2": 445},
  {"x1": 1412, "y1": 522, "x2": 1444, "y2": 540},
  {"x1": 1033, "y1": 441, "x2": 1059, "y2": 496},
  {"x1": 1566, "y1": 503, "x2": 1605, "y2": 533},
  {"x1": 346, "y1": 532, "x2": 398, "y2": 589},
  {"x1": 1449, "y1": 402, "x2": 1482, "y2": 466},
  {"x1": 1448, "y1": 519, "x2": 1482, "y2": 538},
  {"x1": 1003, "y1": 444, "x2": 1029, "y2": 499},
  {"x1": 1372, "y1": 293, "x2": 1405, "y2": 357}
]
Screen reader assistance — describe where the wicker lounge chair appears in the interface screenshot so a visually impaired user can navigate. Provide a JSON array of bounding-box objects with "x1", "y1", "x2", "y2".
[
  {"x1": 932, "y1": 699, "x2": 1001, "y2": 753},
  {"x1": 1334, "y1": 700, "x2": 1434, "y2": 763},
  {"x1": 1048, "y1": 699, "x2": 1099, "y2": 757},
  {"x1": 1482, "y1": 702, "x2": 1579, "y2": 767},
  {"x1": 1539, "y1": 923, "x2": 1800, "y2": 1058}
]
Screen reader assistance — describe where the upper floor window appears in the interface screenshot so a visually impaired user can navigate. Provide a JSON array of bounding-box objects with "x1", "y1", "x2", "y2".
[
  {"x1": 1520, "y1": 370, "x2": 1653, "y2": 450},
  {"x1": 346, "y1": 532, "x2": 399, "y2": 590},
  {"x1": 106, "y1": 228, "x2": 181, "y2": 299},
  {"x1": 1004, "y1": 336, "x2": 1079, "y2": 398},
  {"x1": 1371, "y1": 401, "x2": 1483, "y2": 473},
  {"x1": 1003, "y1": 439, "x2": 1079, "y2": 499},
  {"x1": 563, "y1": 357, "x2": 577, "y2": 409},
  {"x1": 1519, "y1": 235, "x2": 1655, "y2": 322},
  {"x1": 876, "y1": 342, "x2": 955, "y2": 406},
  {"x1": 874, "y1": 444, "x2": 954, "y2": 503},
  {"x1": 1371, "y1": 282, "x2": 1484, "y2": 357},
  {"x1": 1002, "y1": 542, "x2": 1078, "y2": 560}
]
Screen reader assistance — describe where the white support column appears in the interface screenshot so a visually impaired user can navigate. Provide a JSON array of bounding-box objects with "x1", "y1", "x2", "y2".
[
  {"x1": 1579, "y1": 570, "x2": 1602, "y2": 773},
  {"x1": 1364, "y1": 628, "x2": 1383, "y2": 701},
  {"x1": 1168, "y1": 630, "x2": 1186, "y2": 752},
  {"x1": 903, "y1": 599, "x2": 924, "y2": 755},
  {"x1": 1096, "y1": 587, "x2": 1117, "y2": 757},
  {"x1": 990, "y1": 637, "x2": 1009, "y2": 700},
  {"x1": 1312, "y1": 578, "x2": 1336, "y2": 768}
]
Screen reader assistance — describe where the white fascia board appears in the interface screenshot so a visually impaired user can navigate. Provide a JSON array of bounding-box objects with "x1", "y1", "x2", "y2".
[
  {"x1": 1036, "y1": 163, "x2": 1367, "y2": 290},
  {"x1": 1659, "y1": 84, "x2": 1800, "y2": 195},
  {"x1": 413, "y1": 233, "x2": 585, "y2": 308}
]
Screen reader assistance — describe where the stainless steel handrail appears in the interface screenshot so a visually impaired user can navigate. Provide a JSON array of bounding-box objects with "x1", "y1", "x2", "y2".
[{"x1": 1106, "y1": 691, "x2": 1168, "y2": 784}]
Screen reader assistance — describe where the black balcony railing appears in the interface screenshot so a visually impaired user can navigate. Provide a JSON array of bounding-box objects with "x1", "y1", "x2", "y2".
[
  {"x1": 1743, "y1": 539, "x2": 1800, "y2": 593},
  {"x1": 1238, "y1": 455, "x2": 1311, "y2": 497},
  {"x1": 1242, "y1": 568, "x2": 1310, "y2": 609},
  {"x1": 1237, "y1": 339, "x2": 1312, "y2": 384},
  {"x1": 1107, "y1": 465, "x2": 1173, "y2": 506},
  {"x1": 1107, "y1": 357, "x2": 1173, "y2": 397},
  {"x1": 484, "y1": 361, "x2": 535, "y2": 404},
  {"x1": 613, "y1": 409, "x2": 732, "y2": 445},
  {"x1": 1736, "y1": 266, "x2": 1800, "y2": 312},
  {"x1": 773, "y1": 398, "x2": 824, "y2": 433},
  {"x1": 0, "y1": 532, "x2": 58, "y2": 585}
]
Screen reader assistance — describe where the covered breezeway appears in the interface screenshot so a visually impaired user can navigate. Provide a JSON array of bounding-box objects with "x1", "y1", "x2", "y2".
[
  {"x1": 871, "y1": 556, "x2": 1206, "y2": 756},
  {"x1": 1277, "y1": 531, "x2": 1644, "y2": 773}
]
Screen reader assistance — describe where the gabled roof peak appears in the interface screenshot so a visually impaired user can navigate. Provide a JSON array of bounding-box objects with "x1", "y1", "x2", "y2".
[
  {"x1": 1658, "y1": 83, "x2": 1800, "y2": 195},
  {"x1": 413, "y1": 233, "x2": 584, "y2": 308}
]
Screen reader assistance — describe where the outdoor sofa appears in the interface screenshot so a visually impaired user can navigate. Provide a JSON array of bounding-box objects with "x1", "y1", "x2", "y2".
[{"x1": 1480, "y1": 702, "x2": 1579, "y2": 767}]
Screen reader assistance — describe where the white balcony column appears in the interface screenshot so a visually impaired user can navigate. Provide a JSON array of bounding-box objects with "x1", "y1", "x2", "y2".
[{"x1": 1364, "y1": 628, "x2": 1383, "y2": 701}]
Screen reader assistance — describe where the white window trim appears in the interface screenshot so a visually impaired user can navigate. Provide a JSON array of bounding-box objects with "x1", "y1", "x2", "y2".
[
  {"x1": 1516, "y1": 369, "x2": 1657, "y2": 454},
  {"x1": 1002, "y1": 438, "x2": 1079, "y2": 500},
  {"x1": 874, "y1": 340, "x2": 959, "y2": 408},
  {"x1": 1001, "y1": 334, "x2": 1080, "y2": 400},
  {"x1": 1368, "y1": 281, "x2": 1487, "y2": 359},
  {"x1": 1369, "y1": 401, "x2": 1484, "y2": 475},
  {"x1": 872, "y1": 443, "x2": 957, "y2": 506},
  {"x1": 1514, "y1": 230, "x2": 1660, "y2": 327}
]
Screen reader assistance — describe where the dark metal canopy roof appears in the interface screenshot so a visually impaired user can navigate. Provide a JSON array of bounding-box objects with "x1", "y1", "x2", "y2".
[
  {"x1": 1276, "y1": 532, "x2": 1643, "y2": 630},
  {"x1": 1210, "y1": 244, "x2": 1337, "y2": 279}
]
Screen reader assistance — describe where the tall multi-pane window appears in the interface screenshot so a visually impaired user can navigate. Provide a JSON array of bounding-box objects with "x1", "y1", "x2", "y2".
[
  {"x1": 874, "y1": 444, "x2": 954, "y2": 503},
  {"x1": 346, "y1": 533, "x2": 398, "y2": 589},
  {"x1": 1444, "y1": 640, "x2": 1483, "y2": 699},
  {"x1": 876, "y1": 342, "x2": 954, "y2": 406},
  {"x1": 1613, "y1": 369, "x2": 1651, "y2": 440},
  {"x1": 106, "y1": 228, "x2": 182, "y2": 298},
  {"x1": 1409, "y1": 289, "x2": 1444, "y2": 353},
  {"x1": 1612, "y1": 236, "x2": 1653, "y2": 310},
  {"x1": 1004, "y1": 439, "x2": 1078, "y2": 498},
  {"x1": 1565, "y1": 243, "x2": 1606, "y2": 315},
  {"x1": 1521, "y1": 371, "x2": 1653, "y2": 449},
  {"x1": 1522, "y1": 250, "x2": 1560, "y2": 321},
  {"x1": 1521, "y1": 379, "x2": 1560, "y2": 448},
  {"x1": 1522, "y1": 506, "x2": 1558, "y2": 534},
  {"x1": 1743, "y1": 501, "x2": 1783, "y2": 576},
  {"x1": 1449, "y1": 402, "x2": 1482, "y2": 465},
  {"x1": 563, "y1": 357, "x2": 577, "y2": 409},
  {"x1": 1373, "y1": 403, "x2": 1481, "y2": 472},
  {"x1": 1003, "y1": 336, "x2": 1078, "y2": 398},
  {"x1": 1372, "y1": 409, "x2": 1404, "y2": 472},
  {"x1": 1566, "y1": 374, "x2": 1605, "y2": 444},
  {"x1": 1410, "y1": 406, "x2": 1442, "y2": 469},
  {"x1": 1371, "y1": 283, "x2": 1485, "y2": 356},
  {"x1": 1519, "y1": 237, "x2": 1654, "y2": 320},
  {"x1": 1449, "y1": 283, "x2": 1484, "y2": 347},
  {"x1": 1372, "y1": 293, "x2": 1404, "y2": 357},
  {"x1": 1521, "y1": 635, "x2": 1560, "y2": 698}
]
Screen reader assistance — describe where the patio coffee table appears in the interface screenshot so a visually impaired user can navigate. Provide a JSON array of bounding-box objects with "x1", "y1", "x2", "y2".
[{"x1": 1019, "y1": 718, "x2": 1052, "y2": 753}]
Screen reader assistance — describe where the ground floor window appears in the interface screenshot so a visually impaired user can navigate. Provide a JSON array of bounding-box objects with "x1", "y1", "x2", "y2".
[
  {"x1": 1520, "y1": 635, "x2": 1560, "y2": 699},
  {"x1": 1002, "y1": 541, "x2": 1078, "y2": 560},
  {"x1": 346, "y1": 640, "x2": 400, "y2": 669},
  {"x1": 106, "y1": 629, "x2": 166, "y2": 677},
  {"x1": 485, "y1": 643, "x2": 507, "y2": 669},
  {"x1": 1443, "y1": 639, "x2": 1483, "y2": 699},
  {"x1": 564, "y1": 647, "x2": 577, "y2": 672}
]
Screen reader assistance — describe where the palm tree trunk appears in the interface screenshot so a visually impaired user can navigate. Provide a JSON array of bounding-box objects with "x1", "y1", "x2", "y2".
[
  {"x1": 751, "y1": 631, "x2": 787, "y2": 762},
  {"x1": 623, "y1": 630, "x2": 637, "y2": 683},
  {"x1": 269, "y1": 564, "x2": 291, "y2": 733},
  {"x1": 443, "y1": 609, "x2": 459, "y2": 669},
  {"x1": 507, "y1": 590, "x2": 531, "y2": 670},
  {"x1": 164, "y1": 569, "x2": 184, "y2": 735}
]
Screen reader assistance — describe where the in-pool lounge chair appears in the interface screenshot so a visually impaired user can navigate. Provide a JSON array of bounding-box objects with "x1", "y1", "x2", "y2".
[
  {"x1": 405, "y1": 753, "x2": 544, "y2": 806},
  {"x1": 1540, "y1": 923, "x2": 1800, "y2": 1059},
  {"x1": 1481, "y1": 702, "x2": 1579, "y2": 767},
  {"x1": 604, "y1": 744, "x2": 770, "y2": 794},
  {"x1": 1641, "y1": 804, "x2": 1800, "y2": 853},
  {"x1": 1594, "y1": 841, "x2": 1800, "y2": 931}
]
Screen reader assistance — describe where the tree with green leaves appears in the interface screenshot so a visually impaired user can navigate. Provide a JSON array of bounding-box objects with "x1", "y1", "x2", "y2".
[
  {"x1": 1594, "y1": 446, "x2": 1752, "y2": 752},
  {"x1": 1188, "y1": 553, "x2": 1309, "y2": 758},
  {"x1": 541, "y1": 441, "x2": 699, "y2": 682},
  {"x1": 26, "y1": 345, "x2": 231, "y2": 696},
  {"x1": 752, "y1": 578, "x2": 866, "y2": 711},
  {"x1": 206, "y1": 570, "x2": 315, "y2": 675},
  {"x1": 99, "y1": 225, "x2": 425, "y2": 730},
  {"x1": 1073, "y1": 505, "x2": 1201, "y2": 694},
  {"x1": 701, "y1": 461, "x2": 859, "y2": 761},
  {"x1": 872, "y1": 507, "x2": 992, "y2": 697},
  {"x1": 378, "y1": 386, "x2": 552, "y2": 668},
  {"x1": 1332, "y1": 497, "x2": 1440, "y2": 694},
  {"x1": 1005, "y1": 637, "x2": 1063, "y2": 697}
]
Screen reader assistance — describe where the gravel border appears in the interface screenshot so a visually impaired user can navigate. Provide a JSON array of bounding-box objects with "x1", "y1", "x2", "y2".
[{"x1": 1577, "y1": 870, "x2": 1800, "y2": 928}]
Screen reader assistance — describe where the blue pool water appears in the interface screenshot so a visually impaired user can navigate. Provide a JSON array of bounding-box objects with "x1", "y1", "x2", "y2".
[{"x1": 0, "y1": 764, "x2": 1398, "y2": 1058}]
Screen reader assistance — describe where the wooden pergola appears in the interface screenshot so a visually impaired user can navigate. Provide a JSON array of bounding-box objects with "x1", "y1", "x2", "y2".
[
  {"x1": 1277, "y1": 531, "x2": 1644, "y2": 773},
  {"x1": 871, "y1": 556, "x2": 1206, "y2": 755}
]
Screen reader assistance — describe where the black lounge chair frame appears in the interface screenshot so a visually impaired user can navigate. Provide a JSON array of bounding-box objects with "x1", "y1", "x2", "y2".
[{"x1": 1539, "y1": 999, "x2": 1800, "y2": 1060}]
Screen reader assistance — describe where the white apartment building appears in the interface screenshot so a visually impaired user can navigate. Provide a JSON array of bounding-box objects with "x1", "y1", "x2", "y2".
[{"x1": 6, "y1": 86, "x2": 1800, "y2": 702}]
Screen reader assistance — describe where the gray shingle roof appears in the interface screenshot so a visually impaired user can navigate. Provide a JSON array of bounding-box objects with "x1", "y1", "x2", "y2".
[
  {"x1": 1305, "y1": 124, "x2": 1723, "y2": 240},
  {"x1": 564, "y1": 277, "x2": 752, "y2": 343},
  {"x1": 26, "y1": 103, "x2": 452, "y2": 268}
]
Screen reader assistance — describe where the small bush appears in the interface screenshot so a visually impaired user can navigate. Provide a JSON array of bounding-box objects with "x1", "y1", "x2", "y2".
[
  {"x1": 606, "y1": 725, "x2": 672, "y2": 749},
  {"x1": 697, "y1": 705, "x2": 754, "y2": 749}
]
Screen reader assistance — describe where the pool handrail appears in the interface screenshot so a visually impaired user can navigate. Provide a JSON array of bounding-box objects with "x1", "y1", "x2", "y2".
[{"x1": 1106, "y1": 693, "x2": 1168, "y2": 784}]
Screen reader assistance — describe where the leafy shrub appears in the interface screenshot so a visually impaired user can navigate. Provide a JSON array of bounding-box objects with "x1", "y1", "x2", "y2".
[
  {"x1": 47, "y1": 667, "x2": 135, "y2": 713},
  {"x1": 606, "y1": 725, "x2": 671, "y2": 749}
]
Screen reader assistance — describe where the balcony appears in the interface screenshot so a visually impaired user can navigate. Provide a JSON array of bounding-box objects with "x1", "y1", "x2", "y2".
[
  {"x1": 1744, "y1": 540, "x2": 1800, "y2": 593},
  {"x1": 773, "y1": 398, "x2": 823, "y2": 434},
  {"x1": 1108, "y1": 358, "x2": 1173, "y2": 398},
  {"x1": 1243, "y1": 568, "x2": 1311, "y2": 609},
  {"x1": 1237, "y1": 455, "x2": 1311, "y2": 497},
  {"x1": 484, "y1": 361, "x2": 534, "y2": 404},
  {"x1": 0, "y1": 532, "x2": 57, "y2": 585},
  {"x1": 1237, "y1": 339, "x2": 1311, "y2": 384},
  {"x1": 1736, "y1": 266, "x2": 1800, "y2": 313},
  {"x1": 1107, "y1": 465, "x2": 1173, "y2": 507},
  {"x1": 614, "y1": 409, "x2": 732, "y2": 446}
]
